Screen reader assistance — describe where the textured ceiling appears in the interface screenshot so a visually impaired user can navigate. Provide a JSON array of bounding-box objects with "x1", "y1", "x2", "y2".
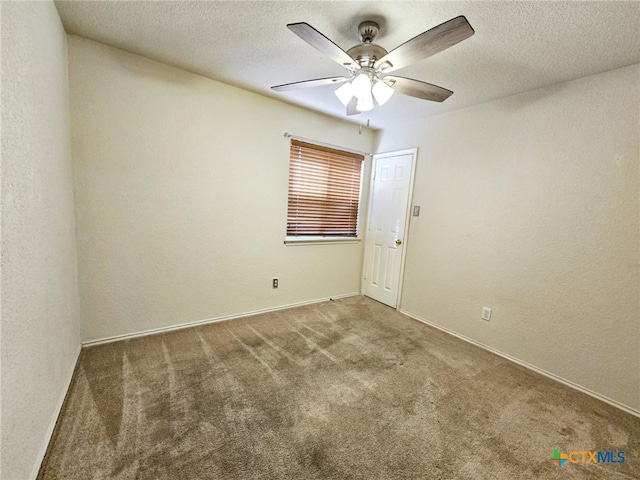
[{"x1": 55, "y1": 1, "x2": 640, "y2": 130}]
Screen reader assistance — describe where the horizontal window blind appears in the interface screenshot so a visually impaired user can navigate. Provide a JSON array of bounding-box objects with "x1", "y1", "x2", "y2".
[{"x1": 287, "y1": 140, "x2": 364, "y2": 237}]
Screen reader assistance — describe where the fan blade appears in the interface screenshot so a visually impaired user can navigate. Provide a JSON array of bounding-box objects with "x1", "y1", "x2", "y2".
[
  {"x1": 346, "y1": 97, "x2": 360, "y2": 116},
  {"x1": 373, "y1": 16, "x2": 474, "y2": 73},
  {"x1": 271, "y1": 76, "x2": 348, "y2": 91},
  {"x1": 287, "y1": 22, "x2": 358, "y2": 70},
  {"x1": 385, "y1": 76, "x2": 453, "y2": 102}
]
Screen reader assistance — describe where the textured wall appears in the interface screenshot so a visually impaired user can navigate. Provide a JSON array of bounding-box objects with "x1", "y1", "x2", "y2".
[
  {"x1": 68, "y1": 36, "x2": 375, "y2": 343},
  {"x1": 1, "y1": 2, "x2": 82, "y2": 479},
  {"x1": 377, "y1": 64, "x2": 640, "y2": 412}
]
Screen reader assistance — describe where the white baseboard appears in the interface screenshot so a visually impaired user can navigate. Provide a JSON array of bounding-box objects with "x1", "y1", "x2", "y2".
[
  {"x1": 82, "y1": 292, "x2": 360, "y2": 347},
  {"x1": 401, "y1": 309, "x2": 640, "y2": 419},
  {"x1": 30, "y1": 344, "x2": 82, "y2": 479}
]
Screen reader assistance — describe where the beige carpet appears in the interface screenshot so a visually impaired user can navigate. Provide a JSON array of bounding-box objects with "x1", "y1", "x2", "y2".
[{"x1": 38, "y1": 296, "x2": 639, "y2": 479}]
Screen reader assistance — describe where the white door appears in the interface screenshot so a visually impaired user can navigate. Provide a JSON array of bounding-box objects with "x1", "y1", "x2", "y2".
[{"x1": 363, "y1": 149, "x2": 416, "y2": 308}]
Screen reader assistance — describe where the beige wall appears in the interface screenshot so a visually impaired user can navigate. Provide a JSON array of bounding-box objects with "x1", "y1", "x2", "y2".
[
  {"x1": 68, "y1": 36, "x2": 375, "y2": 343},
  {"x1": 377, "y1": 64, "x2": 640, "y2": 413},
  {"x1": 1, "y1": 2, "x2": 82, "y2": 479},
  {"x1": 4, "y1": 26, "x2": 633, "y2": 480}
]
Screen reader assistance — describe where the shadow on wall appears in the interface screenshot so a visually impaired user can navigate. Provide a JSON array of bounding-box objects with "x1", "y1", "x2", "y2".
[
  {"x1": 497, "y1": 83, "x2": 567, "y2": 111},
  {"x1": 72, "y1": 36, "x2": 202, "y2": 87}
]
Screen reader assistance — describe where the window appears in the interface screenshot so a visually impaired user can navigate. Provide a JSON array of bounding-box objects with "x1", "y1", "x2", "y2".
[{"x1": 287, "y1": 140, "x2": 364, "y2": 240}]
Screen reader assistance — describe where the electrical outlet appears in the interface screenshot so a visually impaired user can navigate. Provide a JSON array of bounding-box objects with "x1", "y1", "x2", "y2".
[
  {"x1": 481, "y1": 307, "x2": 492, "y2": 321},
  {"x1": 272, "y1": 278, "x2": 279, "y2": 289}
]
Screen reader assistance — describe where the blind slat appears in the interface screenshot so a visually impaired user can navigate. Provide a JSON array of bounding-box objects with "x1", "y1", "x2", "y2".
[{"x1": 287, "y1": 141, "x2": 364, "y2": 237}]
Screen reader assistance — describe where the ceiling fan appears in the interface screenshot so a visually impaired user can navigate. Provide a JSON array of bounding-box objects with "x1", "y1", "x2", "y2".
[{"x1": 272, "y1": 16, "x2": 474, "y2": 115}]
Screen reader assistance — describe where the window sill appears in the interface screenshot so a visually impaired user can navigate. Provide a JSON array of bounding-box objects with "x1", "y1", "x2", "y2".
[{"x1": 284, "y1": 237, "x2": 362, "y2": 246}]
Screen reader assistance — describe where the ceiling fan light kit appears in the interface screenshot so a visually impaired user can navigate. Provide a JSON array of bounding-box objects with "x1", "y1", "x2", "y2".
[
  {"x1": 272, "y1": 16, "x2": 475, "y2": 116},
  {"x1": 334, "y1": 81, "x2": 354, "y2": 106},
  {"x1": 371, "y1": 80, "x2": 395, "y2": 106},
  {"x1": 335, "y1": 66, "x2": 396, "y2": 112}
]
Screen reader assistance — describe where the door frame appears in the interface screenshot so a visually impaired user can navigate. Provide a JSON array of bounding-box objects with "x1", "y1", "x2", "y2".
[{"x1": 361, "y1": 147, "x2": 418, "y2": 310}]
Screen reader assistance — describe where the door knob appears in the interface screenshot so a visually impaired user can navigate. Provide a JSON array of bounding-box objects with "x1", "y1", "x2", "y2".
[{"x1": 395, "y1": 239, "x2": 402, "y2": 246}]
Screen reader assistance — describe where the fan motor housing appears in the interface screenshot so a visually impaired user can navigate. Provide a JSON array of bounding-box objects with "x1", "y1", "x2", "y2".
[{"x1": 347, "y1": 44, "x2": 388, "y2": 68}]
